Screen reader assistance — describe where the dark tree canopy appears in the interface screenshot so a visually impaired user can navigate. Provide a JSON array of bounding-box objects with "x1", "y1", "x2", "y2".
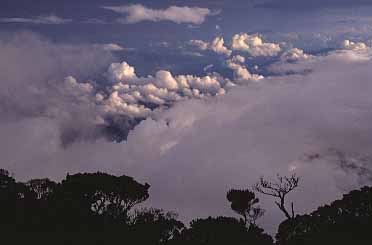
[
  {"x1": 60, "y1": 172, "x2": 150, "y2": 220},
  {"x1": 227, "y1": 189, "x2": 264, "y2": 226},
  {"x1": 4, "y1": 166, "x2": 372, "y2": 245},
  {"x1": 174, "y1": 216, "x2": 273, "y2": 245},
  {"x1": 131, "y1": 208, "x2": 185, "y2": 244},
  {"x1": 26, "y1": 178, "x2": 57, "y2": 200},
  {"x1": 276, "y1": 186, "x2": 372, "y2": 245}
]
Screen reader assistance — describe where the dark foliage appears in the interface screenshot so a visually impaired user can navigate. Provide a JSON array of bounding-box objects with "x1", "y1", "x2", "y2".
[
  {"x1": 276, "y1": 186, "x2": 372, "y2": 245},
  {"x1": 131, "y1": 208, "x2": 185, "y2": 244},
  {"x1": 173, "y1": 216, "x2": 273, "y2": 245},
  {"x1": 3, "y1": 167, "x2": 372, "y2": 245},
  {"x1": 227, "y1": 189, "x2": 264, "y2": 226}
]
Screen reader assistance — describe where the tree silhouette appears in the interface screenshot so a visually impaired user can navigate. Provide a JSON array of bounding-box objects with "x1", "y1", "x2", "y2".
[
  {"x1": 175, "y1": 216, "x2": 273, "y2": 245},
  {"x1": 60, "y1": 172, "x2": 150, "y2": 222},
  {"x1": 276, "y1": 186, "x2": 372, "y2": 245},
  {"x1": 254, "y1": 174, "x2": 299, "y2": 219},
  {"x1": 26, "y1": 178, "x2": 57, "y2": 200},
  {"x1": 226, "y1": 189, "x2": 264, "y2": 226},
  {"x1": 131, "y1": 208, "x2": 185, "y2": 244},
  {"x1": 0, "y1": 169, "x2": 39, "y2": 231},
  {"x1": 7, "y1": 166, "x2": 372, "y2": 245}
]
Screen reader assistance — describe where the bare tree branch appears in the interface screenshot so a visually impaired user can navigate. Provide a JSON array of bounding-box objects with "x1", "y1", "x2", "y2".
[{"x1": 254, "y1": 174, "x2": 300, "y2": 220}]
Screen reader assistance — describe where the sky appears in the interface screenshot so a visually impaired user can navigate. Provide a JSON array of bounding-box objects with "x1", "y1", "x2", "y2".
[{"x1": 1, "y1": 0, "x2": 372, "y2": 233}]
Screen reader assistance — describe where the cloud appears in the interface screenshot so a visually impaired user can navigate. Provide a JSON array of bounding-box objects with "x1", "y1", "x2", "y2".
[
  {"x1": 231, "y1": 33, "x2": 281, "y2": 57},
  {"x1": 280, "y1": 48, "x2": 312, "y2": 62},
  {"x1": 341, "y1": 40, "x2": 369, "y2": 51},
  {"x1": 2, "y1": 31, "x2": 372, "y2": 235},
  {"x1": 226, "y1": 56, "x2": 264, "y2": 82},
  {"x1": 103, "y1": 4, "x2": 216, "y2": 25},
  {"x1": 4, "y1": 47, "x2": 372, "y2": 235},
  {"x1": 0, "y1": 31, "x2": 114, "y2": 145},
  {"x1": 0, "y1": 14, "x2": 71, "y2": 24},
  {"x1": 210, "y1": 37, "x2": 232, "y2": 56},
  {"x1": 101, "y1": 43, "x2": 126, "y2": 51},
  {"x1": 189, "y1": 40, "x2": 209, "y2": 50},
  {"x1": 189, "y1": 37, "x2": 232, "y2": 56},
  {"x1": 255, "y1": 0, "x2": 372, "y2": 10},
  {"x1": 118, "y1": 48, "x2": 372, "y2": 232},
  {"x1": 107, "y1": 62, "x2": 138, "y2": 83},
  {"x1": 99, "y1": 61, "x2": 232, "y2": 118}
]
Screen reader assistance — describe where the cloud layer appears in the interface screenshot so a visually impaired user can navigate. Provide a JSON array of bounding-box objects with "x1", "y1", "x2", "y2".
[
  {"x1": 0, "y1": 14, "x2": 71, "y2": 24},
  {"x1": 1, "y1": 32, "x2": 372, "y2": 234},
  {"x1": 103, "y1": 4, "x2": 215, "y2": 24}
]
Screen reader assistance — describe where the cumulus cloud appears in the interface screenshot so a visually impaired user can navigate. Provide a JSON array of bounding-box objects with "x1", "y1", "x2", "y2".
[
  {"x1": 210, "y1": 37, "x2": 232, "y2": 56},
  {"x1": 99, "y1": 61, "x2": 232, "y2": 118},
  {"x1": 0, "y1": 14, "x2": 71, "y2": 24},
  {"x1": 107, "y1": 62, "x2": 138, "y2": 83},
  {"x1": 103, "y1": 4, "x2": 215, "y2": 24},
  {"x1": 280, "y1": 48, "x2": 312, "y2": 62},
  {"x1": 189, "y1": 37, "x2": 232, "y2": 56},
  {"x1": 231, "y1": 33, "x2": 281, "y2": 57},
  {"x1": 226, "y1": 56, "x2": 264, "y2": 82},
  {"x1": 341, "y1": 39, "x2": 369, "y2": 51}
]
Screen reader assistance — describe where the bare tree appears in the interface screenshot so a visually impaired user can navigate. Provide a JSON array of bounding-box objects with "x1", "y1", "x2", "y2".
[{"x1": 254, "y1": 174, "x2": 299, "y2": 219}]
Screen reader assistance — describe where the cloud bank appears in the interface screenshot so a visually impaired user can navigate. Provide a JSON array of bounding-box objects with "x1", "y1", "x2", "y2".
[
  {"x1": 0, "y1": 14, "x2": 71, "y2": 24},
  {"x1": 1, "y1": 32, "x2": 372, "y2": 234},
  {"x1": 103, "y1": 4, "x2": 215, "y2": 25}
]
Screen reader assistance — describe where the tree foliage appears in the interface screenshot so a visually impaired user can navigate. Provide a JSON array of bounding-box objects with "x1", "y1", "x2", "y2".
[
  {"x1": 276, "y1": 186, "x2": 372, "y2": 245},
  {"x1": 3, "y1": 166, "x2": 372, "y2": 245},
  {"x1": 226, "y1": 189, "x2": 264, "y2": 226},
  {"x1": 174, "y1": 216, "x2": 273, "y2": 245}
]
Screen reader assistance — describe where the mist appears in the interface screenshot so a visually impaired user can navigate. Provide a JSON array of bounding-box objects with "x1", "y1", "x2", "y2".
[{"x1": 1, "y1": 31, "x2": 372, "y2": 233}]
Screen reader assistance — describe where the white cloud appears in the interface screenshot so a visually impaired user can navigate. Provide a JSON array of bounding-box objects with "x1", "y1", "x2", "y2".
[
  {"x1": 107, "y1": 62, "x2": 138, "y2": 83},
  {"x1": 101, "y1": 43, "x2": 126, "y2": 51},
  {"x1": 341, "y1": 40, "x2": 369, "y2": 51},
  {"x1": 99, "y1": 61, "x2": 232, "y2": 118},
  {"x1": 280, "y1": 48, "x2": 312, "y2": 62},
  {"x1": 231, "y1": 33, "x2": 281, "y2": 57},
  {"x1": 189, "y1": 37, "x2": 232, "y2": 56},
  {"x1": 155, "y1": 71, "x2": 179, "y2": 90},
  {"x1": 189, "y1": 40, "x2": 209, "y2": 50},
  {"x1": 210, "y1": 37, "x2": 232, "y2": 56},
  {"x1": 231, "y1": 55, "x2": 246, "y2": 63},
  {"x1": 103, "y1": 4, "x2": 215, "y2": 25},
  {"x1": 226, "y1": 56, "x2": 264, "y2": 83},
  {"x1": 0, "y1": 14, "x2": 71, "y2": 24},
  {"x1": 101, "y1": 91, "x2": 151, "y2": 118}
]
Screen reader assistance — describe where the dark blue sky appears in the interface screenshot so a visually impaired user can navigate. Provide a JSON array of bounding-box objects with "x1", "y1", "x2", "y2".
[
  {"x1": 2, "y1": 0, "x2": 372, "y2": 44},
  {"x1": 2, "y1": 0, "x2": 372, "y2": 76}
]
